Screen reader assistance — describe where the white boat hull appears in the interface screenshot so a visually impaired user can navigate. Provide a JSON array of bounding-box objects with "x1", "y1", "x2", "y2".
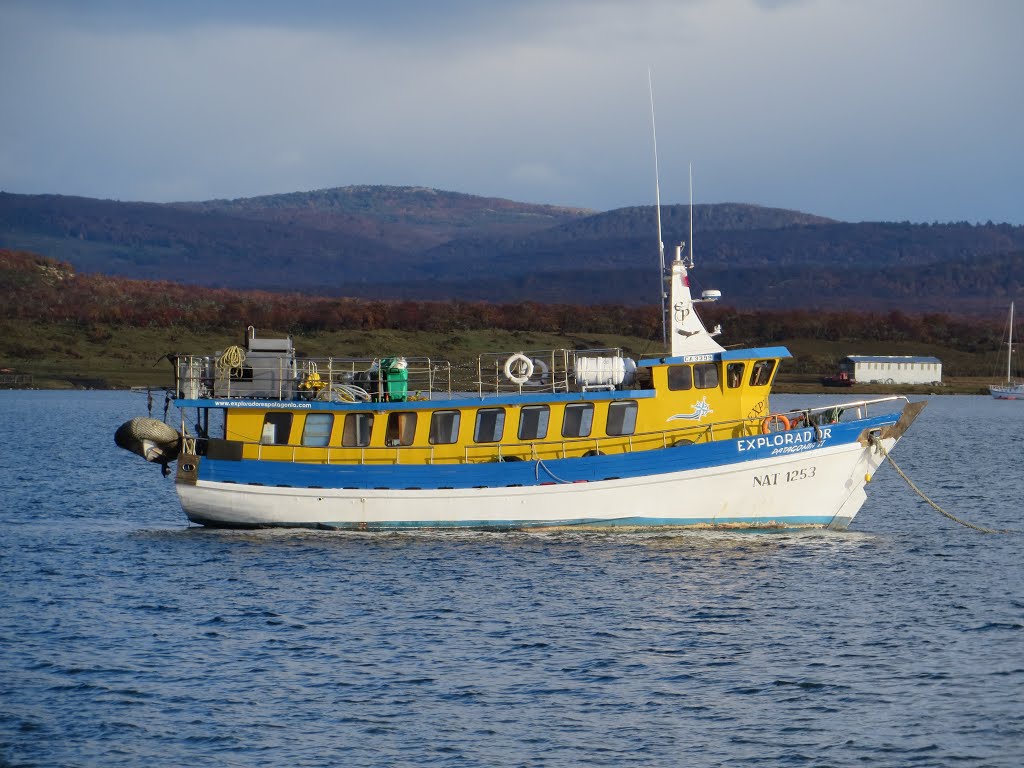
[
  {"x1": 990, "y1": 384, "x2": 1024, "y2": 400},
  {"x1": 176, "y1": 436, "x2": 894, "y2": 531}
]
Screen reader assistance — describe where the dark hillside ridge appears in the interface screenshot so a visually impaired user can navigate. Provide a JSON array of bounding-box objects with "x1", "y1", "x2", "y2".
[
  {"x1": 1, "y1": 187, "x2": 1022, "y2": 312},
  {"x1": 170, "y1": 185, "x2": 593, "y2": 251}
]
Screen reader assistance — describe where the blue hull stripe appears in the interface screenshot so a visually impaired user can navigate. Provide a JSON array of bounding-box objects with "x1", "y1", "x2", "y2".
[
  {"x1": 196, "y1": 414, "x2": 896, "y2": 491},
  {"x1": 187, "y1": 514, "x2": 837, "y2": 531}
]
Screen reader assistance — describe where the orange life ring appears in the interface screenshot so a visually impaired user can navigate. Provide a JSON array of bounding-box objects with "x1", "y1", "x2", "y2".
[{"x1": 761, "y1": 414, "x2": 791, "y2": 433}]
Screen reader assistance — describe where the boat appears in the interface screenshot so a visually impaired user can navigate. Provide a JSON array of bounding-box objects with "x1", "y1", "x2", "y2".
[
  {"x1": 989, "y1": 302, "x2": 1024, "y2": 400},
  {"x1": 821, "y1": 371, "x2": 854, "y2": 387},
  {"x1": 115, "y1": 234, "x2": 926, "y2": 531}
]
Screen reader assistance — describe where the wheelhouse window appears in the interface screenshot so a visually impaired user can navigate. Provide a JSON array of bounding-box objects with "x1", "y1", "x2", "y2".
[
  {"x1": 667, "y1": 365, "x2": 692, "y2": 391},
  {"x1": 260, "y1": 412, "x2": 293, "y2": 445},
  {"x1": 429, "y1": 410, "x2": 461, "y2": 445},
  {"x1": 750, "y1": 360, "x2": 776, "y2": 387},
  {"x1": 562, "y1": 403, "x2": 594, "y2": 438},
  {"x1": 342, "y1": 413, "x2": 374, "y2": 447},
  {"x1": 474, "y1": 408, "x2": 505, "y2": 443},
  {"x1": 726, "y1": 363, "x2": 745, "y2": 389},
  {"x1": 385, "y1": 412, "x2": 417, "y2": 447},
  {"x1": 606, "y1": 401, "x2": 638, "y2": 436},
  {"x1": 518, "y1": 405, "x2": 550, "y2": 440},
  {"x1": 694, "y1": 363, "x2": 719, "y2": 389},
  {"x1": 301, "y1": 413, "x2": 333, "y2": 447}
]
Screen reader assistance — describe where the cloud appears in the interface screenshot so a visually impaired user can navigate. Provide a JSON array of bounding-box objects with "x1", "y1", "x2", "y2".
[{"x1": 1, "y1": 0, "x2": 1021, "y2": 223}]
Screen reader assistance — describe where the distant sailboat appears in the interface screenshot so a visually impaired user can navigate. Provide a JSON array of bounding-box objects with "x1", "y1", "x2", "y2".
[{"x1": 990, "y1": 302, "x2": 1024, "y2": 400}]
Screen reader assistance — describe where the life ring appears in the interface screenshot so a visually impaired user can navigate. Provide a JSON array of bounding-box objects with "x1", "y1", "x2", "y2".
[
  {"x1": 503, "y1": 353, "x2": 534, "y2": 385},
  {"x1": 761, "y1": 414, "x2": 791, "y2": 433},
  {"x1": 527, "y1": 357, "x2": 550, "y2": 387}
]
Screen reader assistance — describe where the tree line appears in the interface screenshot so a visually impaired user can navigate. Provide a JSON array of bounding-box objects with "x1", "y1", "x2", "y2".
[{"x1": 0, "y1": 249, "x2": 1005, "y2": 352}]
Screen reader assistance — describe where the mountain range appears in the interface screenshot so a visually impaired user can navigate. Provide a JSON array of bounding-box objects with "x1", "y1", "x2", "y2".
[{"x1": 1, "y1": 186, "x2": 1022, "y2": 313}]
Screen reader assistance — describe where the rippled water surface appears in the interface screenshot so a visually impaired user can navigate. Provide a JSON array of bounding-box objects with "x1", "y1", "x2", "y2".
[{"x1": 1, "y1": 391, "x2": 1022, "y2": 767}]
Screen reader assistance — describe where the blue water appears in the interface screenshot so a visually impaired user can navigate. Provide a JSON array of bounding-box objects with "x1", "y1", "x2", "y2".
[{"x1": 1, "y1": 391, "x2": 1022, "y2": 767}]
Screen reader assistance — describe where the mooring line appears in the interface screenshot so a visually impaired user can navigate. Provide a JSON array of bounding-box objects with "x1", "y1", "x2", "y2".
[
  {"x1": 535, "y1": 459, "x2": 572, "y2": 485},
  {"x1": 871, "y1": 437, "x2": 1015, "y2": 534}
]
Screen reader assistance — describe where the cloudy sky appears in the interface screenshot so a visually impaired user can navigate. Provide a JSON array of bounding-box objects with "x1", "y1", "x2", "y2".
[{"x1": 1, "y1": 0, "x2": 1021, "y2": 223}]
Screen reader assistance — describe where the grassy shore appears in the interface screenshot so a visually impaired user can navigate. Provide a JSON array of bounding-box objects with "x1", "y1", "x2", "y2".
[{"x1": 0, "y1": 320, "x2": 999, "y2": 395}]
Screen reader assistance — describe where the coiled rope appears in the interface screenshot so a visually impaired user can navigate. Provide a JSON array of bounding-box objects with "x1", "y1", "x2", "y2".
[
  {"x1": 871, "y1": 436, "x2": 1014, "y2": 534},
  {"x1": 315, "y1": 384, "x2": 371, "y2": 403},
  {"x1": 216, "y1": 345, "x2": 246, "y2": 376}
]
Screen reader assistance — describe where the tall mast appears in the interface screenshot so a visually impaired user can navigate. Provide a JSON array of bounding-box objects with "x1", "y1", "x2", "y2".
[
  {"x1": 688, "y1": 163, "x2": 694, "y2": 267},
  {"x1": 648, "y1": 69, "x2": 667, "y2": 347},
  {"x1": 1009, "y1": 302, "x2": 1015, "y2": 383}
]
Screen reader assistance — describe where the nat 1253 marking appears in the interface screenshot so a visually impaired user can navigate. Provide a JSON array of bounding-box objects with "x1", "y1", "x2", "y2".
[{"x1": 752, "y1": 465, "x2": 817, "y2": 487}]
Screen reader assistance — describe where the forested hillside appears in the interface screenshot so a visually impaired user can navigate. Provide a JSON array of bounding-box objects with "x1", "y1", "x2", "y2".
[
  {"x1": 2, "y1": 187, "x2": 1022, "y2": 312},
  {"x1": 0, "y1": 249, "x2": 1004, "y2": 352}
]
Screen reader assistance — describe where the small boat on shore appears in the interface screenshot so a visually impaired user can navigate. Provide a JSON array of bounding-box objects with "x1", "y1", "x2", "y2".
[
  {"x1": 990, "y1": 302, "x2": 1024, "y2": 400},
  {"x1": 116, "y1": 237, "x2": 925, "y2": 531}
]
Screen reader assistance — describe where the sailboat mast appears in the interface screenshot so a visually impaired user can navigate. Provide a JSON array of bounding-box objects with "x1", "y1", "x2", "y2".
[
  {"x1": 648, "y1": 70, "x2": 667, "y2": 347},
  {"x1": 1008, "y1": 302, "x2": 1015, "y2": 384}
]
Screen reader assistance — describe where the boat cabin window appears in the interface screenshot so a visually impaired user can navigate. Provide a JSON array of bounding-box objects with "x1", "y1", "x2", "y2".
[
  {"x1": 518, "y1": 405, "x2": 550, "y2": 440},
  {"x1": 562, "y1": 403, "x2": 594, "y2": 438},
  {"x1": 429, "y1": 410, "x2": 461, "y2": 445},
  {"x1": 749, "y1": 360, "x2": 776, "y2": 387},
  {"x1": 606, "y1": 401, "x2": 638, "y2": 436},
  {"x1": 694, "y1": 363, "x2": 719, "y2": 389},
  {"x1": 667, "y1": 365, "x2": 692, "y2": 391},
  {"x1": 260, "y1": 412, "x2": 293, "y2": 445},
  {"x1": 301, "y1": 413, "x2": 333, "y2": 447},
  {"x1": 474, "y1": 408, "x2": 506, "y2": 443},
  {"x1": 342, "y1": 413, "x2": 374, "y2": 447},
  {"x1": 726, "y1": 363, "x2": 745, "y2": 389},
  {"x1": 385, "y1": 412, "x2": 418, "y2": 447}
]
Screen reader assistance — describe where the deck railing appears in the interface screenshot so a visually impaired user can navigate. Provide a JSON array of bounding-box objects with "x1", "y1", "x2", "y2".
[{"x1": 174, "y1": 347, "x2": 639, "y2": 402}]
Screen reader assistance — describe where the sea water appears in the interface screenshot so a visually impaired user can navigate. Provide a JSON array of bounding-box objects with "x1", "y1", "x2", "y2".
[{"x1": 1, "y1": 391, "x2": 1021, "y2": 767}]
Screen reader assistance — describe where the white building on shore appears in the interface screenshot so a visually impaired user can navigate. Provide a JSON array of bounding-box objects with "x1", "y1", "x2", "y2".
[{"x1": 839, "y1": 355, "x2": 942, "y2": 385}]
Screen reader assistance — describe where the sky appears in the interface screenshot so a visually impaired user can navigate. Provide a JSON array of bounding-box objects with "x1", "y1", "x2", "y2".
[{"x1": 1, "y1": 0, "x2": 1021, "y2": 224}]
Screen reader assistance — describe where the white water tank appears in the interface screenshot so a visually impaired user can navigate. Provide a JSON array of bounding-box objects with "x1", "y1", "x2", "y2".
[{"x1": 575, "y1": 357, "x2": 636, "y2": 387}]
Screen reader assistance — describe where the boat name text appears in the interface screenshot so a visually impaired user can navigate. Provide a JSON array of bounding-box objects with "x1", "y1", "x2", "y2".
[{"x1": 737, "y1": 427, "x2": 831, "y2": 453}]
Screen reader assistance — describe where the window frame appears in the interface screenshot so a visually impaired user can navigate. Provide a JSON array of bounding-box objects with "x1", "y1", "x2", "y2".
[
  {"x1": 342, "y1": 413, "x2": 374, "y2": 447},
  {"x1": 606, "y1": 400, "x2": 638, "y2": 436},
  {"x1": 667, "y1": 365, "x2": 693, "y2": 391},
  {"x1": 385, "y1": 411, "x2": 418, "y2": 447},
  {"x1": 428, "y1": 410, "x2": 461, "y2": 445},
  {"x1": 473, "y1": 408, "x2": 506, "y2": 443},
  {"x1": 518, "y1": 405, "x2": 550, "y2": 441},
  {"x1": 300, "y1": 413, "x2": 334, "y2": 447},
  {"x1": 749, "y1": 359, "x2": 776, "y2": 387},
  {"x1": 726, "y1": 362, "x2": 745, "y2": 389},
  {"x1": 562, "y1": 402, "x2": 595, "y2": 438},
  {"x1": 260, "y1": 412, "x2": 293, "y2": 445},
  {"x1": 693, "y1": 362, "x2": 719, "y2": 389}
]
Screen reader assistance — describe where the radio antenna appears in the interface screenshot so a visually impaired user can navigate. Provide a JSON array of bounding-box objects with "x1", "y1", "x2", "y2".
[
  {"x1": 648, "y1": 69, "x2": 667, "y2": 347},
  {"x1": 688, "y1": 163, "x2": 694, "y2": 267}
]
